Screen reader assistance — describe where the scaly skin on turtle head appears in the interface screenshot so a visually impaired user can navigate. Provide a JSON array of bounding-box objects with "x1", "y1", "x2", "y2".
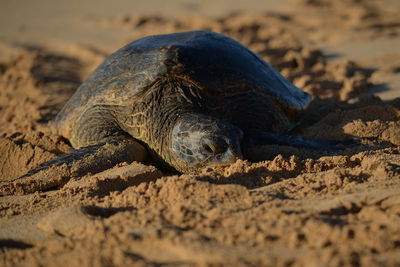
[{"x1": 169, "y1": 113, "x2": 243, "y2": 172}]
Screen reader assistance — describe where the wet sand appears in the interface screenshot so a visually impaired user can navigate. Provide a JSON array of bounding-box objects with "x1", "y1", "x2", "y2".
[{"x1": 1, "y1": 0, "x2": 400, "y2": 266}]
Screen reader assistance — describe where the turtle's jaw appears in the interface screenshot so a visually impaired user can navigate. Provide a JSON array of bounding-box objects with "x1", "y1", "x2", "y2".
[{"x1": 170, "y1": 114, "x2": 243, "y2": 172}]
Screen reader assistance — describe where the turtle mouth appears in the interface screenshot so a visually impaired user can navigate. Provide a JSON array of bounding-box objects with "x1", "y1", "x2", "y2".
[{"x1": 210, "y1": 148, "x2": 243, "y2": 166}]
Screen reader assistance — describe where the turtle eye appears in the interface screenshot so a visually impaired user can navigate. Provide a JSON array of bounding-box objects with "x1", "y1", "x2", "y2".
[
  {"x1": 203, "y1": 143, "x2": 214, "y2": 154},
  {"x1": 202, "y1": 138, "x2": 228, "y2": 155}
]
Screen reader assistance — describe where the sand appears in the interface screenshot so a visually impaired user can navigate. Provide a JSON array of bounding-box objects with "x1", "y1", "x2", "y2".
[{"x1": 0, "y1": 0, "x2": 400, "y2": 266}]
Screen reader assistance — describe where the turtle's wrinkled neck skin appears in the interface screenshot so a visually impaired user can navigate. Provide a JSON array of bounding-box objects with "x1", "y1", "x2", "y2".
[{"x1": 118, "y1": 76, "x2": 242, "y2": 172}]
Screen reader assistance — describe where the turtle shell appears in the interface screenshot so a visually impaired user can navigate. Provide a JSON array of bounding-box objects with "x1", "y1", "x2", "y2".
[{"x1": 53, "y1": 30, "x2": 311, "y2": 138}]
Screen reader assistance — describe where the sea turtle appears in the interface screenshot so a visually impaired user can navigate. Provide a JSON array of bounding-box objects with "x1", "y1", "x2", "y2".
[{"x1": 1, "y1": 30, "x2": 339, "y2": 195}]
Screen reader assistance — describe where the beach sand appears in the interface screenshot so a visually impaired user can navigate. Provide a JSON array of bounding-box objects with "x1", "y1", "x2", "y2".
[{"x1": 0, "y1": 0, "x2": 400, "y2": 266}]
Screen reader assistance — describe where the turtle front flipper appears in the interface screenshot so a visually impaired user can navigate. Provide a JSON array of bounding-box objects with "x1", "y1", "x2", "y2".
[
  {"x1": 0, "y1": 139, "x2": 146, "y2": 196},
  {"x1": 242, "y1": 129, "x2": 351, "y2": 162}
]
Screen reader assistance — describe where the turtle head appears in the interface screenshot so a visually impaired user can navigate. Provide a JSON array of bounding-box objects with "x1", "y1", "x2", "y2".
[{"x1": 170, "y1": 114, "x2": 243, "y2": 172}]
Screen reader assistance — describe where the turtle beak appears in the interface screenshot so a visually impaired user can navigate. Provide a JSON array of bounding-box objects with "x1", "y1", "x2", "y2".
[
  {"x1": 224, "y1": 132, "x2": 243, "y2": 163},
  {"x1": 229, "y1": 147, "x2": 243, "y2": 161},
  {"x1": 215, "y1": 147, "x2": 242, "y2": 165},
  {"x1": 233, "y1": 128, "x2": 244, "y2": 160}
]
